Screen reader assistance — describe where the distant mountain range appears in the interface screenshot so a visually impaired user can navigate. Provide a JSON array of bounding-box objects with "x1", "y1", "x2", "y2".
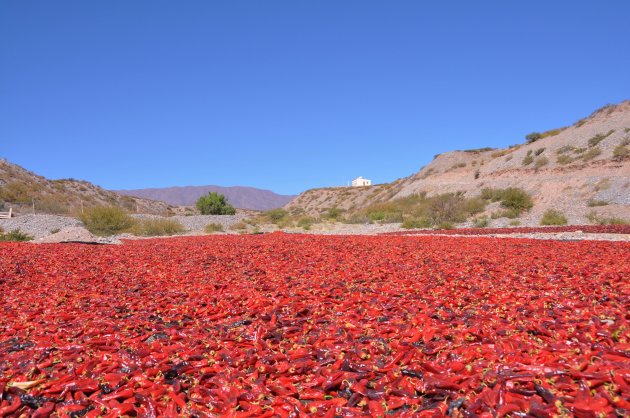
[{"x1": 116, "y1": 185, "x2": 295, "y2": 211}]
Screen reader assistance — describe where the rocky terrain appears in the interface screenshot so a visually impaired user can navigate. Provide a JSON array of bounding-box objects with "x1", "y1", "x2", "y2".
[
  {"x1": 286, "y1": 101, "x2": 630, "y2": 225},
  {"x1": 116, "y1": 185, "x2": 294, "y2": 210},
  {"x1": 0, "y1": 159, "x2": 173, "y2": 215}
]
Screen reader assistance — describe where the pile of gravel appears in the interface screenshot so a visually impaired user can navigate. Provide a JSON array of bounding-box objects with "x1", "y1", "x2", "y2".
[
  {"x1": 131, "y1": 214, "x2": 247, "y2": 231},
  {"x1": 36, "y1": 227, "x2": 121, "y2": 244},
  {"x1": 0, "y1": 214, "x2": 82, "y2": 240}
]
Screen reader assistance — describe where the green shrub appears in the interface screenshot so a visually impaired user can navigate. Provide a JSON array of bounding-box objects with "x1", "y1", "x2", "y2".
[
  {"x1": 534, "y1": 148, "x2": 546, "y2": 156},
  {"x1": 0, "y1": 229, "x2": 33, "y2": 242},
  {"x1": 196, "y1": 192, "x2": 236, "y2": 215},
  {"x1": 205, "y1": 223, "x2": 224, "y2": 233},
  {"x1": 522, "y1": 155, "x2": 534, "y2": 166},
  {"x1": 499, "y1": 188, "x2": 534, "y2": 212},
  {"x1": 129, "y1": 218, "x2": 185, "y2": 236},
  {"x1": 540, "y1": 209, "x2": 568, "y2": 226},
  {"x1": 79, "y1": 206, "x2": 135, "y2": 236},
  {"x1": 401, "y1": 218, "x2": 431, "y2": 229}
]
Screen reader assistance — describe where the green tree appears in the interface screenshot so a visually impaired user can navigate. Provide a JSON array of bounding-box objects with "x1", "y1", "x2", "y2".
[{"x1": 196, "y1": 192, "x2": 236, "y2": 215}]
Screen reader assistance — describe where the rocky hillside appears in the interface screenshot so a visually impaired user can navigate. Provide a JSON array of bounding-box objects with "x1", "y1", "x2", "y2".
[
  {"x1": 286, "y1": 101, "x2": 630, "y2": 225},
  {"x1": 116, "y1": 185, "x2": 294, "y2": 211},
  {"x1": 0, "y1": 160, "x2": 173, "y2": 215}
]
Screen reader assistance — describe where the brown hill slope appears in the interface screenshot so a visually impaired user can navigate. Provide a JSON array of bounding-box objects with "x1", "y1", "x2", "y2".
[
  {"x1": 0, "y1": 160, "x2": 172, "y2": 215},
  {"x1": 116, "y1": 185, "x2": 295, "y2": 211},
  {"x1": 286, "y1": 101, "x2": 630, "y2": 225}
]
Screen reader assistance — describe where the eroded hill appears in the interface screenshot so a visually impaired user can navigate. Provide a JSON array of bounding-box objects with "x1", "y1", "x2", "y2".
[
  {"x1": 286, "y1": 101, "x2": 630, "y2": 225},
  {"x1": 0, "y1": 160, "x2": 172, "y2": 215}
]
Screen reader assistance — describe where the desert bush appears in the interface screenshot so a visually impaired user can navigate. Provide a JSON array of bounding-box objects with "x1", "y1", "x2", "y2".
[
  {"x1": 613, "y1": 139, "x2": 630, "y2": 159},
  {"x1": 229, "y1": 221, "x2": 248, "y2": 230},
  {"x1": 196, "y1": 192, "x2": 236, "y2": 215},
  {"x1": 534, "y1": 157, "x2": 549, "y2": 169},
  {"x1": 588, "y1": 130, "x2": 614, "y2": 147},
  {"x1": 581, "y1": 147, "x2": 602, "y2": 161},
  {"x1": 0, "y1": 229, "x2": 33, "y2": 242},
  {"x1": 540, "y1": 209, "x2": 568, "y2": 225},
  {"x1": 499, "y1": 188, "x2": 533, "y2": 212},
  {"x1": 265, "y1": 208, "x2": 288, "y2": 223},
  {"x1": 556, "y1": 155, "x2": 574, "y2": 165},
  {"x1": 534, "y1": 148, "x2": 546, "y2": 156},
  {"x1": 297, "y1": 216, "x2": 316, "y2": 230},
  {"x1": 129, "y1": 218, "x2": 185, "y2": 236},
  {"x1": 509, "y1": 220, "x2": 521, "y2": 226},
  {"x1": 522, "y1": 155, "x2": 534, "y2": 166},
  {"x1": 323, "y1": 207, "x2": 344, "y2": 220},
  {"x1": 205, "y1": 223, "x2": 224, "y2": 233},
  {"x1": 472, "y1": 216, "x2": 489, "y2": 228},
  {"x1": 80, "y1": 206, "x2": 135, "y2": 236}
]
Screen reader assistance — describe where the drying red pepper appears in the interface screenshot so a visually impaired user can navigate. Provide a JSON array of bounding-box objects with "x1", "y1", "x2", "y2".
[{"x1": 0, "y1": 233, "x2": 628, "y2": 416}]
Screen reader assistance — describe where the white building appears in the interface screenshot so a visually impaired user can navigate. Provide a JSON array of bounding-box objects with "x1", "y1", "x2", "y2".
[{"x1": 352, "y1": 176, "x2": 372, "y2": 187}]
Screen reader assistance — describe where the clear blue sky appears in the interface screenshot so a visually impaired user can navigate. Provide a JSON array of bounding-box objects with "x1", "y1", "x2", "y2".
[{"x1": 2, "y1": 1, "x2": 629, "y2": 195}]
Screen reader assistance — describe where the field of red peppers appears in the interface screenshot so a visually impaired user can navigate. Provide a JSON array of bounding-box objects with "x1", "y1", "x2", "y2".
[{"x1": 1, "y1": 233, "x2": 629, "y2": 417}]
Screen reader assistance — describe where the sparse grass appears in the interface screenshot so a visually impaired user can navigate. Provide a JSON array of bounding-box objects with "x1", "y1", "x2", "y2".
[
  {"x1": 79, "y1": 206, "x2": 135, "y2": 236},
  {"x1": 587, "y1": 199, "x2": 608, "y2": 207},
  {"x1": 594, "y1": 178, "x2": 611, "y2": 191},
  {"x1": 0, "y1": 228, "x2": 33, "y2": 242},
  {"x1": 128, "y1": 218, "x2": 185, "y2": 237},
  {"x1": 556, "y1": 145, "x2": 575, "y2": 155},
  {"x1": 463, "y1": 147, "x2": 495, "y2": 153},
  {"x1": 449, "y1": 162, "x2": 467, "y2": 170},
  {"x1": 586, "y1": 211, "x2": 629, "y2": 225},
  {"x1": 540, "y1": 209, "x2": 568, "y2": 226},
  {"x1": 509, "y1": 220, "x2": 521, "y2": 226}
]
